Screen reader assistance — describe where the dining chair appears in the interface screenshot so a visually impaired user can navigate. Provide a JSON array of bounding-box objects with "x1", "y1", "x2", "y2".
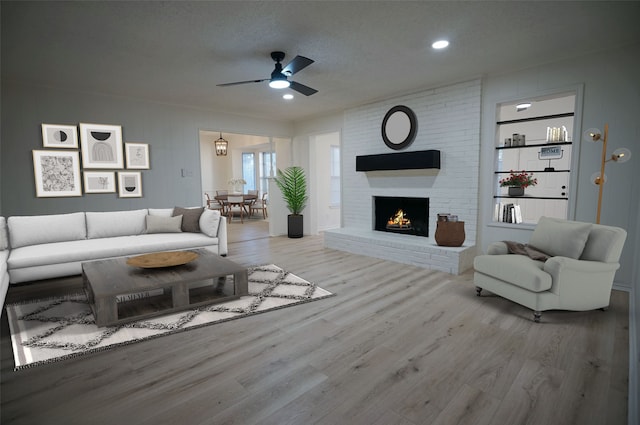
[
  {"x1": 250, "y1": 192, "x2": 268, "y2": 219},
  {"x1": 226, "y1": 195, "x2": 245, "y2": 223},
  {"x1": 244, "y1": 189, "x2": 258, "y2": 215},
  {"x1": 216, "y1": 190, "x2": 228, "y2": 196},
  {"x1": 205, "y1": 192, "x2": 225, "y2": 214}
]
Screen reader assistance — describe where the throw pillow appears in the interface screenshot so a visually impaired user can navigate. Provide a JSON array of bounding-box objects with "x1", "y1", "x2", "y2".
[
  {"x1": 529, "y1": 216, "x2": 592, "y2": 259},
  {"x1": 145, "y1": 215, "x2": 183, "y2": 234},
  {"x1": 172, "y1": 207, "x2": 204, "y2": 233},
  {"x1": 199, "y1": 209, "x2": 221, "y2": 237}
]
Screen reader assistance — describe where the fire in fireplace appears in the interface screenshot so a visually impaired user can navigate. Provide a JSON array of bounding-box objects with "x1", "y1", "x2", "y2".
[{"x1": 374, "y1": 196, "x2": 429, "y2": 237}]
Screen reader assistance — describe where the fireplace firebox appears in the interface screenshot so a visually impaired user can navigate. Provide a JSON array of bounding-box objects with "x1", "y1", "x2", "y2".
[{"x1": 374, "y1": 196, "x2": 429, "y2": 237}]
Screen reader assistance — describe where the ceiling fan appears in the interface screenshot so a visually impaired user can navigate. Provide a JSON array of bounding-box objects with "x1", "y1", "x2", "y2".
[{"x1": 217, "y1": 51, "x2": 318, "y2": 96}]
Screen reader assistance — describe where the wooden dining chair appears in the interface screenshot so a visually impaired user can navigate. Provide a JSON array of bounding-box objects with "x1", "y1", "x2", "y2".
[
  {"x1": 244, "y1": 189, "x2": 258, "y2": 215},
  {"x1": 250, "y1": 192, "x2": 268, "y2": 219},
  {"x1": 226, "y1": 195, "x2": 245, "y2": 223},
  {"x1": 205, "y1": 192, "x2": 225, "y2": 214}
]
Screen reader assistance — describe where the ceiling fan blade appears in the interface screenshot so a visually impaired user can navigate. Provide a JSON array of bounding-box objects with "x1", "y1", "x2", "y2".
[
  {"x1": 216, "y1": 79, "x2": 267, "y2": 87},
  {"x1": 289, "y1": 81, "x2": 318, "y2": 96},
  {"x1": 282, "y1": 55, "x2": 314, "y2": 76}
]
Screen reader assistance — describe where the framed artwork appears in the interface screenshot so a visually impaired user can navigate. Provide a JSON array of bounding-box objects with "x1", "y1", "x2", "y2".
[
  {"x1": 125, "y1": 142, "x2": 150, "y2": 169},
  {"x1": 79, "y1": 123, "x2": 124, "y2": 169},
  {"x1": 117, "y1": 171, "x2": 142, "y2": 197},
  {"x1": 41, "y1": 124, "x2": 78, "y2": 148},
  {"x1": 83, "y1": 171, "x2": 116, "y2": 193},
  {"x1": 32, "y1": 150, "x2": 82, "y2": 197}
]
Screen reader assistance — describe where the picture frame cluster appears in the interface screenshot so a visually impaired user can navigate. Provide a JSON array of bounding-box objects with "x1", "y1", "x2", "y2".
[{"x1": 34, "y1": 123, "x2": 150, "y2": 198}]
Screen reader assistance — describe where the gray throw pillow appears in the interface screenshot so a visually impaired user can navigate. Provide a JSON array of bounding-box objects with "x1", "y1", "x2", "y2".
[
  {"x1": 145, "y1": 215, "x2": 183, "y2": 234},
  {"x1": 172, "y1": 207, "x2": 205, "y2": 233},
  {"x1": 529, "y1": 216, "x2": 592, "y2": 259}
]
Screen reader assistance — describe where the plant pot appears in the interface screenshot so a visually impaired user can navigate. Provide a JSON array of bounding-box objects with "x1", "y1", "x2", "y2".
[
  {"x1": 287, "y1": 214, "x2": 303, "y2": 238},
  {"x1": 508, "y1": 186, "x2": 525, "y2": 197}
]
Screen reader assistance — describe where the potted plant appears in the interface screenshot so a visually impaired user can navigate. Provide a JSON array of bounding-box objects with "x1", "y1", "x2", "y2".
[
  {"x1": 499, "y1": 170, "x2": 537, "y2": 196},
  {"x1": 273, "y1": 166, "x2": 308, "y2": 238}
]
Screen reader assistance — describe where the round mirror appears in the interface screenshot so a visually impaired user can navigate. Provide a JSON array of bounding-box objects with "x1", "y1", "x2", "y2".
[{"x1": 381, "y1": 105, "x2": 417, "y2": 150}]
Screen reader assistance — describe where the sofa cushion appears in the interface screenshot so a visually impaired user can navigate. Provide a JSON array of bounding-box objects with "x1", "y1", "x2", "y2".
[
  {"x1": 86, "y1": 209, "x2": 147, "y2": 239},
  {"x1": 529, "y1": 216, "x2": 592, "y2": 259},
  {"x1": 580, "y1": 224, "x2": 627, "y2": 263},
  {"x1": 145, "y1": 215, "x2": 183, "y2": 234},
  {"x1": 8, "y1": 233, "x2": 219, "y2": 270},
  {"x1": 172, "y1": 207, "x2": 204, "y2": 233},
  {"x1": 148, "y1": 208, "x2": 173, "y2": 217},
  {"x1": 199, "y1": 209, "x2": 221, "y2": 237},
  {"x1": 8, "y1": 212, "x2": 86, "y2": 248},
  {"x1": 0, "y1": 217, "x2": 8, "y2": 250},
  {"x1": 474, "y1": 254, "x2": 552, "y2": 292}
]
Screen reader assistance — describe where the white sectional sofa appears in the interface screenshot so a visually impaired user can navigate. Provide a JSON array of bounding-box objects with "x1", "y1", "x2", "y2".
[{"x1": 0, "y1": 207, "x2": 227, "y2": 311}]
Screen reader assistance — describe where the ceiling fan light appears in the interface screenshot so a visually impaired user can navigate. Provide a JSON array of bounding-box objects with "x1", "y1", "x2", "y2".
[{"x1": 269, "y1": 79, "x2": 290, "y2": 89}]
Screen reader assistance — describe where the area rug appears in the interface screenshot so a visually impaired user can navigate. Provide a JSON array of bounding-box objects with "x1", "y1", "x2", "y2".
[{"x1": 7, "y1": 264, "x2": 333, "y2": 370}]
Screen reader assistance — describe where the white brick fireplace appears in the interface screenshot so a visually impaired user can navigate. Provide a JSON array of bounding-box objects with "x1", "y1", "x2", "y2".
[{"x1": 324, "y1": 80, "x2": 481, "y2": 274}]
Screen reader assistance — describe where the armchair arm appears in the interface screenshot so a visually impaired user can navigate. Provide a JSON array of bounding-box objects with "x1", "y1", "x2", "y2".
[
  {"x1": 543, "y1": 256, "x2": 620, "y2": 309},
  {"x1": 487, "y1": 241, "x2": 509, "y2": 255}
]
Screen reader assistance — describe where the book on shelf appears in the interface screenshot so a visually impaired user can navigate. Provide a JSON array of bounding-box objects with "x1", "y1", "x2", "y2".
[{"x1": 495, "y1": 202, "x2": 522, "y2": 223}]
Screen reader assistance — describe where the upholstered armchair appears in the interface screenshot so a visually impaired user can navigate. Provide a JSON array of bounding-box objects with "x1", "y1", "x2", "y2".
[{"x1": 474, "y1": 216, "x2": 627, "y2": 322}]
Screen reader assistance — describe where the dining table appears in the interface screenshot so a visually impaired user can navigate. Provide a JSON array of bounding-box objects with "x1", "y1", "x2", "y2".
[{"x1": 213, "y1": 193, "x2": 258, "y2": 222}]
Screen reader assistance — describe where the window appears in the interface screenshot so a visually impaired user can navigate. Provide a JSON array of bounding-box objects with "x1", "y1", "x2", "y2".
[
  {"x1": 330, "y1": 145, "x2": 340, "y2": 207},
  {"x1": 242, "y1": 153, "x2": 256, "y2": 191},
  {"x1": 259, "y1": 151, "x2": 276, "y2": 195}
]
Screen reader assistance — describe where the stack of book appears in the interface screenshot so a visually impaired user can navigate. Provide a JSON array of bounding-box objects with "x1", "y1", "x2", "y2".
[{"x1": 494, "y1": 202, "x2": 523, "y2": 223}]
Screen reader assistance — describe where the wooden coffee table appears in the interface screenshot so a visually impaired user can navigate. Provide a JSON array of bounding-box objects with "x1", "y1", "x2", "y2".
[{"x1": 82, "y1": 249, "x2": 248, "y2": 327}]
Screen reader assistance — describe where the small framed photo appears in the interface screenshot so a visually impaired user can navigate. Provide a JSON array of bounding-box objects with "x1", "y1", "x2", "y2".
[
  {"x1": 79, "y1": 123, "x2": 124, "y2": 169},
  {"x1": 118, "y1": 171, "x2": 142, "y2": 197},
  {"x1": 83, "y1": 171, "x2": 116, "y2": 193},
  {"x1": 125, "y1": 143, "x2": 150, "y2": 169},
  {"x1": 42, "y1": 124, "x2": 78, "y2": 148},
  {"x1": 32, "y1": 150, "x2": 82, "y2": 197}
]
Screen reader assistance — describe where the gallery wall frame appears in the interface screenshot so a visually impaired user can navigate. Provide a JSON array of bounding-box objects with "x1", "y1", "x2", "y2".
[
  {"x1": 41, "y1": 124, "x2": 78, "y2": 148},
  {"x1": 79, "y1": 123, "x2": 124, "y2": 169},
  {"x1": 83, "y1": 171, "x2": 116, "y2": 194},
  {"x1": 117, "y1": 171, "x2": 142, "y2": 198},
  {"x1": 125, "y1": 142, "x2": 150, "y2": 169},
  {"x1": 32, "y1": 150, "x2": 82, "y2": 197}
]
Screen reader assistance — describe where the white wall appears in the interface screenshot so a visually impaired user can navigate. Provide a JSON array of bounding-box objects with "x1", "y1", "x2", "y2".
[
  {"x1": 341, "y1": 80, "x2": 481, "y2": 241},
  {"x1": 310, "y1": 131, "x2": 341, "y2": 232}
]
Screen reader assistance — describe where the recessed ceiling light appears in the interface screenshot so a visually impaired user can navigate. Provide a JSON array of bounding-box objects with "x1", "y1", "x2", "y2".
[
  {"x1": 516, "y1": 102, "x2": 532, "y2": 112},
  {"x1": 283, "y1": 94, "x2": 294, "y2": 100},
  {"x1": 432, "y1": 40, "x2": 449, "y2": 49}
]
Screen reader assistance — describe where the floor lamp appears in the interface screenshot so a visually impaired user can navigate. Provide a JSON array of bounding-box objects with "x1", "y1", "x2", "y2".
[{"x1": 583, "y1": 124, "x2": 632, "y2": 224}]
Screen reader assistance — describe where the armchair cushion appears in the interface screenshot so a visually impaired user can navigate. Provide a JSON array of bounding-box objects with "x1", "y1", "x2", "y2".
[
  {"x1": 529, "y1": 216, "x2": 591, "y2": 259},
  {"x1": 473, "y1": 255, "x2": 552, "y2": 292}
]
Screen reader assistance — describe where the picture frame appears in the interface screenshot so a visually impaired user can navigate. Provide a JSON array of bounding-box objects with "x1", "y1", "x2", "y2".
[
  {"x1": 117, "y1": 171, "x2": 142, "y2": 197},
  {"x1": 83, "y1": 171, "x2": 116, "y2": 194},
  {"x1": 32, "y1": 150, "x2": 82, "y2": 197},
  {"x1": 79, "y1": 123, "x2": 124, "y2": 169},
  {"x1": 41, "y1": 124, "x2": 78, "y2": 148},
  {"x1": 125, "y1": 142, "x2": 150, "y2": 169}
]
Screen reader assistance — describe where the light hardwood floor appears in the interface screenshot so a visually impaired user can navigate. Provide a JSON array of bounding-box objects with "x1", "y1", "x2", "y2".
[{"x1": 1, "y1": 221, "x2": 629, "y2": 425}]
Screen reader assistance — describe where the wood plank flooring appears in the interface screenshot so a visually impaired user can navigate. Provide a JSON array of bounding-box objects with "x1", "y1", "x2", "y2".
[{"x1": 0, "y1": 221, "x2": 629, "y2": 425}]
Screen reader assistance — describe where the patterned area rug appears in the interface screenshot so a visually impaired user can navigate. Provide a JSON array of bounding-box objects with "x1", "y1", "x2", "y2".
[{"x1": 7, "y1": 264, "x2": 333, "y2": 370}]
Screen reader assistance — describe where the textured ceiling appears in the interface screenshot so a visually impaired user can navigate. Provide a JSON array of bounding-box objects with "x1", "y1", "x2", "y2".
[{"x1": 2, "y1": 1, "x2": 639, "y2": 122}]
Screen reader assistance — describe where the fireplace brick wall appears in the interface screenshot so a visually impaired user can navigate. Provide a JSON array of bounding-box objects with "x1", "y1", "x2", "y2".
[{"x1": 341, "y1": 79, "x2": 481, "y2": 242}]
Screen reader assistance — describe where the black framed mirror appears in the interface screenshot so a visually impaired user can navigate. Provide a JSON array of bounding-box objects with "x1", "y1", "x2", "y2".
[{"x1": 381, "y1": 105, "x2": 417, "y2": 150}]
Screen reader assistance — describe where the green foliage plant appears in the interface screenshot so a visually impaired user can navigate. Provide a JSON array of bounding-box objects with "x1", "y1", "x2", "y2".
[{"x1": 273, "y1": 166, "x2": 308, "y2": 215}]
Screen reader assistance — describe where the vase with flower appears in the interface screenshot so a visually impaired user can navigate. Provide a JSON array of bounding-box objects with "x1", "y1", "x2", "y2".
[
  {"x1": 499, "y1": 170, "x2": 537, "y2": 196},
  {"x1": 228, "y1": 178, "x2": 246, "y2": 194}
]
